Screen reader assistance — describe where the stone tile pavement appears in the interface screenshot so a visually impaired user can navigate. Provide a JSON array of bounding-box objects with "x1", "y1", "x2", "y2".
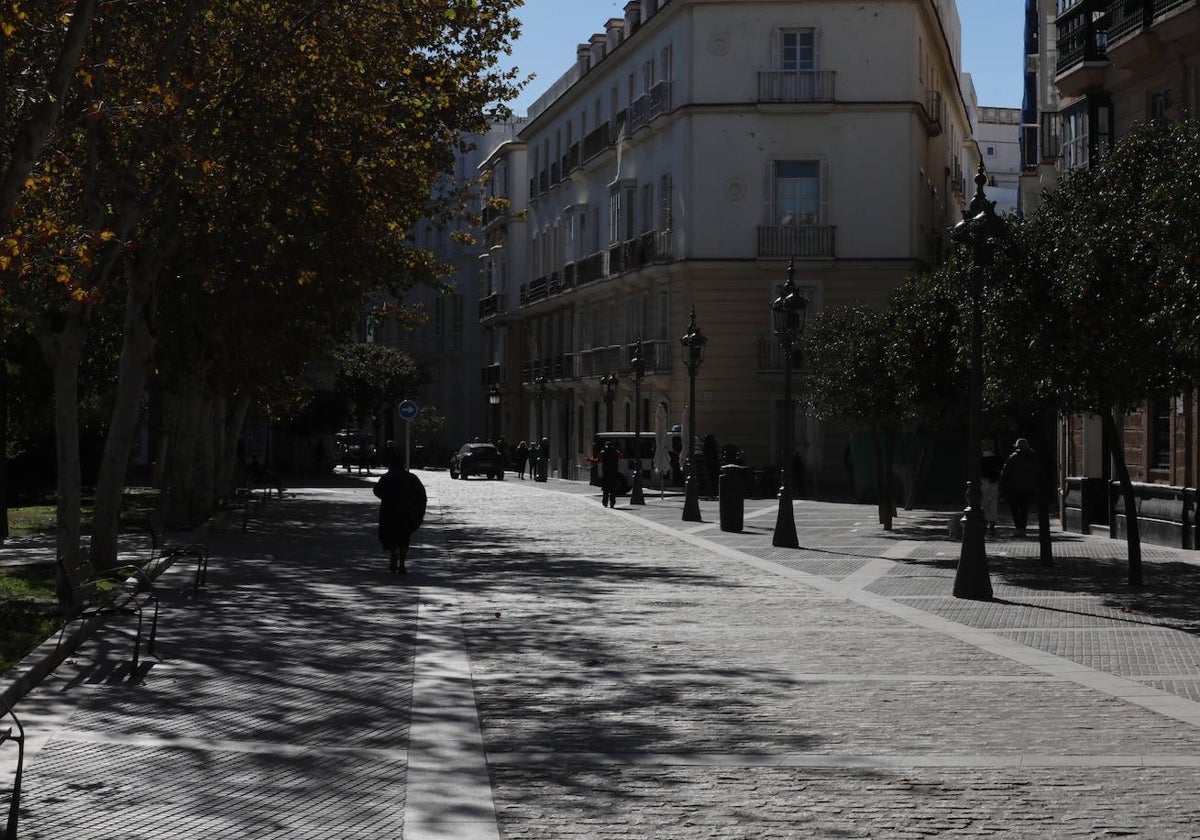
[{"x1": 3, "y1": 473, "x2": 1200, "y2": 838}]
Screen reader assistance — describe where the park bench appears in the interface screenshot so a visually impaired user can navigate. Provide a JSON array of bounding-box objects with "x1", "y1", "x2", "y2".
[
  {"x1": 0, "y1": 696, "x2": 23, "y2": 840},
  {"x1": 148, "y1": 519, "x2": 209, "y2": 595},
  {"x1": 54, "y1": 549, "x2": 160, "y2": 674}
]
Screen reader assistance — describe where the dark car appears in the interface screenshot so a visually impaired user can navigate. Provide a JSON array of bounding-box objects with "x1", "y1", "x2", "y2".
[
  {"x1": 450, "y1": 443, "x2": 505, "y2": 480},
  {"x1": 335, "y1": 429, "x2": 378, "y2": 472}
]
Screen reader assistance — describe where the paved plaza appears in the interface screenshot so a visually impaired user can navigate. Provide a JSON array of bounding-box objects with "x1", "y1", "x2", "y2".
[{"x1": 4, "y1": 471, "x2": 1200, "y2": 838}]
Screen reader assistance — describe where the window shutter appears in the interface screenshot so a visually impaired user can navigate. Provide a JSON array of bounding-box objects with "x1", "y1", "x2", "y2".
[
  {"x1": 819, "y1": 160, "x2": 831, "y2": 226},
  {"x1": 770, "y1": 27, "x2": 781, "y2": 70},
  {"x1": 764, "y1": 161, "x2": 777, "y2": 225}
]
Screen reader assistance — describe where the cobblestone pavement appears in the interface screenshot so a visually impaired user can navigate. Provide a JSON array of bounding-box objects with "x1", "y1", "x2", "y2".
[{"x1": 4, "y1": 472, "x2": 1200, "y2": 838}]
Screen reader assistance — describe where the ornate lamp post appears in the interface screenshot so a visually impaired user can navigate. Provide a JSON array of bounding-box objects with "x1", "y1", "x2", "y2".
[
  {"x1": 629, "y1": 337, "x2": 646, "y2": 505},
  {"x1": 487, "y1": 385, "x2": 502, "y2": 441},
  {"x1": 534, "y1": 376, "x2": 548, "y2": 482},
  {"x1": 600, "y1": 372, "x2": 618, "y2": 431},
  {"x1": 771, "y1": 259, "x2": 808, "y2": 548},
  {"x1": 948, "y1": 164, "x2": 1004, "y2": 600},
  {"x1": 680, "y1": 307, "x2": 707, "y2": 522}
]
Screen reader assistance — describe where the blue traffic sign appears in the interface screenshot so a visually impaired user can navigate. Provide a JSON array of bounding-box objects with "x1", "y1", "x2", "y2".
[{"x1": 399, "y1": 400, "x2": 418, "y2": 420}]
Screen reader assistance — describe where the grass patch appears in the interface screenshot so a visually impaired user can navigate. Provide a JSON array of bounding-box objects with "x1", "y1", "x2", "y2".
[
  {"x1": 0, "y1": 564, "x2": 62, "y2": 674},
  {"x1": 2, "y1": 488, "x2": 161, "y2": 673},
  {"x1": 7, "y1": 487, "x2": 162, "y2": 537}
]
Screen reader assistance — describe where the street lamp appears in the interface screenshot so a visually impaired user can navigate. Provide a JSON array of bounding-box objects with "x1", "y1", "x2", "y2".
[
  {"x1": 629, "y1": 337, "x2": 646, "y2": 506},
  {"x1": 948, "y1": 163, "x2": 1004, "y2": 600},
  {"x1": 488, "y1": 385, "x2": 503, "y2": 443},
  {"x1": 600, "y1": 372, "x2": 618, "y2": 431},
  {"x1": 771, "y1": 259, "x2": 808, "y2": 548},
  {"x1": 533, "y1": 376, "x2": 548, "y2": 481},
  {"x1": 680, "y1": 307, "x2": 707, "y2": 522}
]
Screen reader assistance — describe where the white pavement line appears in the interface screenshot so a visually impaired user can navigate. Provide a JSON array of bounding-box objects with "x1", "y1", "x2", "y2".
[
  {"x1": 839, "y1": 558, "x2": 897, "y2": 589},
  {"x1": 406, "y1": 588, "x2": 500, "y2": 840},
  {"x1": 484, "y1": 751, "x2": 1200, "y2": 769},
  {"x1": 630, "y1": 515, "x2": 1200, "y2": 732}
]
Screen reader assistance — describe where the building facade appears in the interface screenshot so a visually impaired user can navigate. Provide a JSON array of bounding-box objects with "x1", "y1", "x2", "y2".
[
  {"x1": 1023, "y1": 0, "x2": 1200, "y2": 546},
  {"x1": 474, "y1": 0, "x2": 979, "y2": 494}
]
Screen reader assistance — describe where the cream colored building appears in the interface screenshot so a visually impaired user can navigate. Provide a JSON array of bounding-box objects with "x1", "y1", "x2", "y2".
[{"x1": 479, "y1": 0, "x2": 979, "y2": 492}]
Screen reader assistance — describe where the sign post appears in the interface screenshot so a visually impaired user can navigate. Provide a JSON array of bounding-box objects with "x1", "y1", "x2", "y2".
[{"x1": 398, "y1": 400, "x2": 418, "y2": 470}]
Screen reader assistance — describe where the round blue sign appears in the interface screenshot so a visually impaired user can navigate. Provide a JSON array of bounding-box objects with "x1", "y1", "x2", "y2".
[{"x1": 399, "y1": 400, "x2": 418, "y2": 420}]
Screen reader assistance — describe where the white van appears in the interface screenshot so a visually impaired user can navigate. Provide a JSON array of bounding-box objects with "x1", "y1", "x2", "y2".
[{"x1": 588, "y1": 432, "x2": 662, "y2": 494}]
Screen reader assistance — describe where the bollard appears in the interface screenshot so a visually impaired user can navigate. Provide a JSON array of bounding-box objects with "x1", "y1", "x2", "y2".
[{"x1": 719, "y1": 464, "x2": 748, "y2": 532}]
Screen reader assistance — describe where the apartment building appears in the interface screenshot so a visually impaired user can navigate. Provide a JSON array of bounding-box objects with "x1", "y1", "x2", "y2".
[
  {"x1": 478, "y1": 0, "x2": 978, "y2": 492},
  {"x1": 1023, "y1": 0, "x2": 1200, "y2": 546}
]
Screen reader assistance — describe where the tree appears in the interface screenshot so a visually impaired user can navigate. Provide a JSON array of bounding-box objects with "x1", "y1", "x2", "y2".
[
  {"x1": 1002, "y1": 120, "x2": 1200, "y2": 586},
  {"x1": 802, "y1": 305, "x2": 901, "y2": 529},
  {"x1": 2, "y1": 1, "x2": 525, "y2": 566},
  {"x1": 334, "y1": 343, "x2": 427, "y2": 431}
]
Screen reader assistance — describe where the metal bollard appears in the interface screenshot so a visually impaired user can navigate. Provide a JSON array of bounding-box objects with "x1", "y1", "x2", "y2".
[{"x1": 719, "y1": 464, "x2": 748, "y2": 532}]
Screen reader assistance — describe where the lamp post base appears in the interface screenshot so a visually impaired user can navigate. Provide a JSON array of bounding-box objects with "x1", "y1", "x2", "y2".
[
  {"x1": 953, "y1": 504, "x2": 992, "y2": 600},
  {"x1": 772, "y1": 486, "x2": 798, "y2": 548},
  {"x1": 682, "y1": 474, "x2": 701, "y2": 521}
]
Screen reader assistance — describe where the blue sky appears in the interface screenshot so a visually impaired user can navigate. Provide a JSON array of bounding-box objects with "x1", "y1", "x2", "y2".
[{"x1": 503, "y1": 1, "x2": 1024, "y2": 115}]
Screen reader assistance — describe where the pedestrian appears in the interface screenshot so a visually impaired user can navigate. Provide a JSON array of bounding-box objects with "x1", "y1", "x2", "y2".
[
  {"x1": 515, "y1": 440, "x2": 529, "y2": 479},
  {"x1": 981, "y1": 438, "x2": 1001, "y2": 534},
  {"x1": 593, "y1": 439, "x2": 623, "y2": 507},
  {"x1": 999, "y1": 437, "x2": 1040, "y2": 536},
  {"x1": 373, "y1": 455, "x2": 427, "y2": 574}
]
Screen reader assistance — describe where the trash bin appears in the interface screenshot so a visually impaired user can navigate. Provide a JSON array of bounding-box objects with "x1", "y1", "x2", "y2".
[{"x1": 719, "y1": 464, "x2": 748, "y2": 532}]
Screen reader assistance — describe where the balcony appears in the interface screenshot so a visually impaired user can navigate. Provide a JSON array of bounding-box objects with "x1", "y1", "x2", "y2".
[
  {"x1": 582, "y1": 122, "x2": 610, "y2": 162},
  {"x1": 639, "y1": 228, "x2": 674, "y2": 263},
  {"x1": 757, "y1": 70, "x2": 836, "y2": 103},
  {"x1": 522, "y1": 354, "x2": 575, "y2": 384},
  {"x1": 756, "y1": 225, "x2": 836, "y2": 259},
  {"x1": 577, "y1": 251, "x2": 606, "y2": 285},
  {"x1": 1106, "y1": 0, "x2": 1148, "y2": 44},
  {"x1": 519, "y1": 275, "x2": 550, "y2": 307},
  {"x1": 478, "y1": 292, "x2": 502, "y2": 320},
  {"x1": 481, "y1": 363, "x2": 504, "y2": 386},
  {"x1": 1056, "y1": 1, "x2": 1109, "y2": 93}
]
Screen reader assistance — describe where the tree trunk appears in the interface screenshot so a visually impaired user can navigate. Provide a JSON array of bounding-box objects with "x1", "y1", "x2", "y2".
[
  {"x1": 1101, "y1": 408, "x2": 1143, "y2": 587},
  {"x1": 872, "y1": 428, "x2": 893, "y2": 530},
  {"x1": 36, "y1": 309, "x2": 87, "y2": 566},
  {"x1": 218, "y1": 393, "x2": 252, "y2": 498},
  {"x1": 89, "y1": 257, "x2": 158, "y2": 569},
  {"x1": 0, "y1": 338, "x2": 8, "y2": 544}
]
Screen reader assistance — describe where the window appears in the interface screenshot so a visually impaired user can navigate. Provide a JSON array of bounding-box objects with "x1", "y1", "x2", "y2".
[
  {"x1": 609, "y1": 188, "x2": 623, "y2": 244},
  {"x1": 1151, "y1": 88, "x2": 1174, "y2": 121},
  {"x1": 1150, "y1": 397, "x2": 1172, "y2": 470},
  {"x1": 640, "y1": 184, "x2": 655, "y2": 234},
  {"x1": 986, "y1": 145, "x2": 996, "y2": 156},
  {"x1": 1061, "y1": 96, "x2": 1113, "y2": 170},
  {"x1": 774, "y1": 161, "x2": 821, "y2": 225},
  {"x1": 659, "y1": 173, "x2": 673, "y2": 230},
  {"x1": 780, "y1": 29, "x2": 815, "y2": 71}
]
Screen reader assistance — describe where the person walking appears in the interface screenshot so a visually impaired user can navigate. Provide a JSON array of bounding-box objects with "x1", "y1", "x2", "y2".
[
  {"x1": 981, "y1": 438, "x2": 1001, "y2": 535},
  {"x1": 593, "y1": 439, "x2": 623, "y2": 507},
  {"x1": 515, "y1": 441, "x2": 529, "y2": 479},
  {"x1": 373, "y1": 456, "x2": 427, "y2": 574},
  {"x1": 999, "y1": 438, "x2": 1040, "y2": 536}
]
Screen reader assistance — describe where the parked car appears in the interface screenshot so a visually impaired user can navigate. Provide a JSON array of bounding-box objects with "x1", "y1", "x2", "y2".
[
  {"x1": 450, "y1": 443, "x2": 505, "y2": 480},
  {"x1": 335, "y1": 429, "x2": 378, "y2": 472}
]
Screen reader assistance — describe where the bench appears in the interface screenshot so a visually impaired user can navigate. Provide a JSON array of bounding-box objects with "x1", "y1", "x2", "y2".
[
  {"x1": 55, "y1": 549, "x2": 160, "y2": 674},
  {"x1": 0, "y1": 697, "x2": 23, "y2": 840},
  {"x1": 148, "y1": 521, "x2": 209, "y2": 594}
]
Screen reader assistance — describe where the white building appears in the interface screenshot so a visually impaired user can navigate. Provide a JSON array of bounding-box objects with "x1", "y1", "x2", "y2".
[{"x1": 476, "y1": 0, "x2": 979, "y2": 493}]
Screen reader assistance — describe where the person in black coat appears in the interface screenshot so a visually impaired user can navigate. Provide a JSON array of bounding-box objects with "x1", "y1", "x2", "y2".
[
  {"x1": 999, "y1": 438, "x2": 1040, "y2": 535},
  {"x1": 373, "y1": 457, "x2": 427, "y2": 573}
]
